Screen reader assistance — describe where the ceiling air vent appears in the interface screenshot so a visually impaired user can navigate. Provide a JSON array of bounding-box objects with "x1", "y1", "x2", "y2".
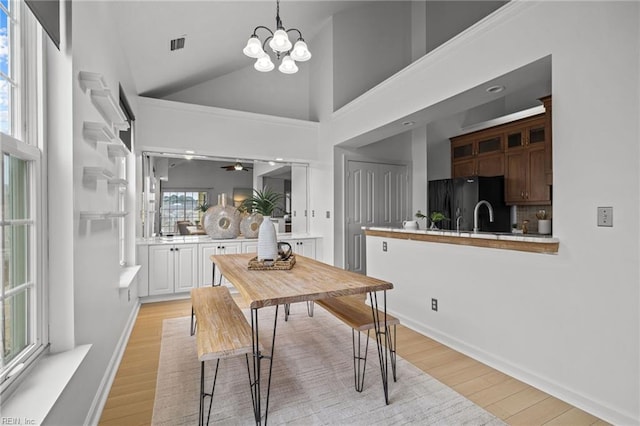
[{"x1": 170, "y1": 36, "x2": 186, "y2": 51}]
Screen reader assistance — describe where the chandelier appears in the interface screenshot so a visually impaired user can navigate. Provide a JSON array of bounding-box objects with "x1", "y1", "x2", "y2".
[{"x1": 242, "y1": 0, "x2": 312, "y2": 74}]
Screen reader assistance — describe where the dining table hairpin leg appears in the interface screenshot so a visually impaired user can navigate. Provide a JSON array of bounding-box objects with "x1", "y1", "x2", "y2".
[{"x1": 249, "y1": 305, "x2": 280, "y2": 425}]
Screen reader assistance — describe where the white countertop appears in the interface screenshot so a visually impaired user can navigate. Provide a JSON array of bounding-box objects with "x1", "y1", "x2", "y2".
[
  {"x1": 137, "y1": 233, "x2": 322, "y2": 245},
  {"x1": 363, "y1": 227, "x2": 559, "y2": 244}
]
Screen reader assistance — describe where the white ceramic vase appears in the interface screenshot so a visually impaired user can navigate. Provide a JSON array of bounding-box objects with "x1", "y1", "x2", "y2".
[{"x1": 257, "y1": 216, "x2": 279, "y2": 261}]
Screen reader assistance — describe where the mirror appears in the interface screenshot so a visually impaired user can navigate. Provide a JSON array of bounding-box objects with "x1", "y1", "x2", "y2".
[{"x1": 141, "y1": 152, "x2": 308, "y2": 237}]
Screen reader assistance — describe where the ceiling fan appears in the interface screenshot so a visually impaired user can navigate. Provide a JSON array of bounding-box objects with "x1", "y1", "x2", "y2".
[{"x1": 221, "y1": 161, "x2": 252, "y2": 172}]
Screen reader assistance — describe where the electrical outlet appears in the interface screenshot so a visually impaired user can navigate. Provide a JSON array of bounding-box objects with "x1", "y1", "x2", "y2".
[
  {"x1": 597, "y1": 206, "x2": 613, "y2": 227},
  {"x1": 431, "y1": 298, "x2": 438, "y2": 311},
  {"x1": 382, "y1": 241, "x2": 387, "y2": 252},
  {"x1": 326, "y1": 211, "x2": 330, "y2": 219},
  {"x1": 312, "y1": 210, "x2": 315, "y2": 217}
]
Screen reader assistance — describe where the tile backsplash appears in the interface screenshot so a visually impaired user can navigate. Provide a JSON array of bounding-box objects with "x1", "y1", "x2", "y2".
[{"x1": 514, "y1": 205, "x2": 553, "y2": 234}]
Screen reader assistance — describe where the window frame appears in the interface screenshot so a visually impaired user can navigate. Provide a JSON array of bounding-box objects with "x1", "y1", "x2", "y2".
[{"x1": 0, "y1": 0, "x2": 46, "y2": 396}]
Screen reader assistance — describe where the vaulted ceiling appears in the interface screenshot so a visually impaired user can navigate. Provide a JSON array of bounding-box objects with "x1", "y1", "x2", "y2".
[{"x1": 114, "y1": 1, "x2": 371, "y2": 98}]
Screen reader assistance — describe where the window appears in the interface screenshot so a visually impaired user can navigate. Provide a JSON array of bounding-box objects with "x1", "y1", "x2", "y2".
[
  {"x1": 0, "y1": 1, "x2": 44, "y2": 394},
  {"x1": 1, "y1": 0, "x2": 16, "y2": 136},
  {"x1": 160, "y1": 191, "x2": 207, "y2": 235}
]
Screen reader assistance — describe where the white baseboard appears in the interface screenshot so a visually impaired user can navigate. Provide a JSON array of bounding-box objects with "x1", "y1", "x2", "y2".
[
  {"x1": 84, "y1": 301, "x2": 141, "y2": 426},
  {"x1": 392, "y1": 310, "x2": 638, "y2": 426}
]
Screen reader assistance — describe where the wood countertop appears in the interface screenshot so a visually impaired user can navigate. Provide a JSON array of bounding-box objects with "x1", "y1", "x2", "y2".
[{"x1": 364, "y1": 227, "x2": 559, "y2": 254}]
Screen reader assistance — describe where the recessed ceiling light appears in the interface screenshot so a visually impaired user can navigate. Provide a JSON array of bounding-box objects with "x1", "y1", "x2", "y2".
[
  {"x1": 268, "y1": 161, "x2": 276, "y2": 166},
  {"x1": 275, "y1": 157, "x2": 283, "y2": 161},
  {"x1": 402, "y1": 121, "x2": 415, "y2": 126},
  {"x1": 486, "y1": 85, "x2": 505, "y2": 94},
  {"x1": 185, "y1": 150, "x2": 195, "y2": 154}
]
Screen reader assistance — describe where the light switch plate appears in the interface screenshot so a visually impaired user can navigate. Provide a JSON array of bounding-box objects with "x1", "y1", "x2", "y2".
[{"x1": 597, "y1": 206, "x2": 613, "y2": 227}]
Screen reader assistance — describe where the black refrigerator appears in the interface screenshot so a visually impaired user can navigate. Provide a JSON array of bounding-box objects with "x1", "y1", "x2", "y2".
[{"x1": 428, "y1": 176, "x2": 511, "y2": 232}]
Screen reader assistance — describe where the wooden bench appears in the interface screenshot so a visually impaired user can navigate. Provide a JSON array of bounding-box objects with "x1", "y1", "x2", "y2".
[
  {"x1": 316, "y1": 295, "x2": 400, "y2": 392},
  {"x1": 191, "y1": 286, "x2": 254, "y2": 426}
]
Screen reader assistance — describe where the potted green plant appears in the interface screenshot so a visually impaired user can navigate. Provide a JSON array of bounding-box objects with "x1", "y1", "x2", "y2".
[
  {"x1": 416, "y1": 210, "x2": 448, "y2": 230},
  {"x1": 242, "y1": 187, "x2": 283, "y2": 216},
  {"x1": 195, "y1": 202, "x2": 210, "y2": 224}
]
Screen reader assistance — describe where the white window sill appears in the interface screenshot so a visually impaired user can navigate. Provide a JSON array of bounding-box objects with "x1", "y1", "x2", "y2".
[
  {"x1": 2, "y1": 344, "x2": 92, "y2": 424},
  {"x1": 119, "y1": 265, "x2": 141, "y2": 289}
]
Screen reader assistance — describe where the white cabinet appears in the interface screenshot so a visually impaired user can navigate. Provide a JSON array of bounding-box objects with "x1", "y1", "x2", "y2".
[
  {"x1": 139, "y1": 236, "x2": 320, "y2": 301},
  {"x1": 148, "y1": 244, "x2": 198, "y2": 295},
  {"x1": 242, "y1": 240, "x2": 258, "y2": 254},
  {"x1": 199, "y1": 242, "x2": 242, "y2": 286},
  {"x1": 290, "y1": 238, "x2": 316, "y2": 259}
]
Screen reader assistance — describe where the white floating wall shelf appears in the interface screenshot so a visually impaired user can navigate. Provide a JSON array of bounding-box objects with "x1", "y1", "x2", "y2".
[
  {"x1": 108, "y1": 178, "x2": 128, "y2": 187},
  {"x1": 83, "y1": 166, "x2": 115, "y2": 181},
  {"x1": 79, "y1": 71, "x2": 108, "y2": 92},
  {"x1": 79, "y1": 211, "x2": 129, "y2": 221},
  {"x1": 90, "y1": 89, "x2": 130, "y2": 131},
  {"x1": 106, "y1": 141, "x2": 128, "y2": 158},
  {"x1": 83, "y1": 121, "x2": 116, "y2": 143}
]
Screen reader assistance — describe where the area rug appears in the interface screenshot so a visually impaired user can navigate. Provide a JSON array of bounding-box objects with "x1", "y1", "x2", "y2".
[{"x1": 152, "y1": 303, "x2": 504, "y2": 425}]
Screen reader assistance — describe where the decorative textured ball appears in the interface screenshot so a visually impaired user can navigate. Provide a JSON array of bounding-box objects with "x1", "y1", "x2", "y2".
[
  {"x1": 203, "y1": 199, "x2": 240, "y2": 239},
  {"x1": 240, "y1": 212, "x2": 263, "y2": 239}
]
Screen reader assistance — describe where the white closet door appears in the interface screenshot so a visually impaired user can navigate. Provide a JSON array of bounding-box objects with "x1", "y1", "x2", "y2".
[{"x1": 345, "y1": 161, "x2": 408, "y2": 274}]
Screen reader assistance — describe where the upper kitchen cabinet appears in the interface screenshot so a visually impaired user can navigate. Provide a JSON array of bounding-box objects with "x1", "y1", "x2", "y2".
[
  {"x1": 450, "y1": 130, "x2": 504, "y2": 178},
  {"x1": 504, "y1": 96, "x2": 552, "y2": 205},
  {"x1": 503, "y1": 113, "x2": 551, "y2": 205},
  {"x1": 450, "y1": 96, "x2": 552, "y2": 206}
]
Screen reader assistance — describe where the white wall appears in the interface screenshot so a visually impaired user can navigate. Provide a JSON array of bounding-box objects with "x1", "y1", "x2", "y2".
[
  {"x1": 425, "y1": 1, "x2": 507, "y2": 54},
  {"x1": 342, "y1": 2, "x2": 639, "y2": 423},
  {"x1": 332, "y1": 2, "x2": 412, "y2": 110},
  {"x1": 44, "y1": 2, "x2": 140, "y2": 424},
  {"x1": 165, "y1": 63, "x2": 310, "y2": 121},
  {"x1": 136, "y1": 97, "x2": 319, "y2": 163}
]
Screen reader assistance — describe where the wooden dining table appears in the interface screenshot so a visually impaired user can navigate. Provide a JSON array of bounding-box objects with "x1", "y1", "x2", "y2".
[{"x1": 210, "y1": 253, "x2": 394, "y2": 425}]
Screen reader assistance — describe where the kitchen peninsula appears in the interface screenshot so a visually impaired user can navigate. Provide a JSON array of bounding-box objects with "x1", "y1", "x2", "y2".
[{"x1": 364, "y1": 227, "x2": 558, "y2": 254}]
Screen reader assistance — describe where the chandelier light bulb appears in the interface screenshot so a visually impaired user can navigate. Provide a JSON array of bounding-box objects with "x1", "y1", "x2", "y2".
[
  {"x1": 243, "y1": 36, "x2": 264, "y2": 58},
  {"x1": 290, "y1": 40, "x2": 311, "y2": 62},
  {"x1": 244, "y1": 0, "x2": 309, "y2": 74},
  {"x1": 269, "y1": 29, "x2": 292, "y2": 52},
  {"x1": 254, "y1": 52, "x2": 275, "y2": 72},
  {"x1": 278, "y1": 55, "x2": 298, "y2": 74}
]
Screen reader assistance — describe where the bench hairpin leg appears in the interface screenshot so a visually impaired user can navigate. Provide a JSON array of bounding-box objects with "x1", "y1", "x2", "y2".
[
  {"x1": 199, "y1": 361, "x2": 205, "y2": 426},
  {"x1": 284, "y1": 303, "x2": 290, "y2": 321},
  {"x1": 205, "y1": 359, "x2": 221, "y2": 426},
  {"x1": 191, "y1": 306, "x2": 196, "y2": 336},
  {"x1": 352, "y1": 328, "x2": 369, "y2": 392},
  {"x1": 199, "y1": 359, "x2": 221, "y2": 426},
  {"x1": 306, "y1": 301, "x2": 314, "y2": 317},
  {"x1": 387, "y1": 324, "x2": 397, "y2": 382}
]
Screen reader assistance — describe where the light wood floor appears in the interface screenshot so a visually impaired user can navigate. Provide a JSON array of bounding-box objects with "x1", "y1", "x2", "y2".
[{"x1": 99, "y1": 298, "x2": 607, "y2": 425}]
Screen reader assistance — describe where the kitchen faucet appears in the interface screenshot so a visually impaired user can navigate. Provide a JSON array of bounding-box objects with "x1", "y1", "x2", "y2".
[
  {"x1": 456, "y1": 215, "x2": 463, "y2": 233},
  {"x1": 473, "y1": 200, "x2": 494, "y2": 233}
]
